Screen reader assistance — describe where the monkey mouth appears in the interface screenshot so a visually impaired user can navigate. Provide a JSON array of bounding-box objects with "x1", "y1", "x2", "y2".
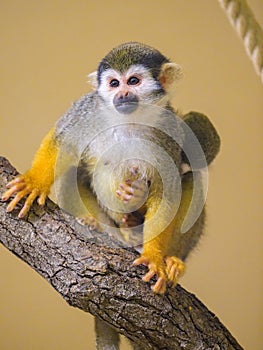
[{"x1": 114, "y1": 102, "x2": 138, "y2": 115}]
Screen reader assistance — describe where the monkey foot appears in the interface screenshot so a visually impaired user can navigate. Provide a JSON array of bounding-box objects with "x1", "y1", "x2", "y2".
[
  {"x1": 133, "y1": 254, "x2": 185, "y2": 293},
  {"x1": 133, "y1": 254, "x2": 168, "y2": 294},
  {"x1": 76, "y1": 214, "x2": 102, "y2": 231},
  {"x1": 165, "y1": 256, "x2": 185, "y2": 287}
]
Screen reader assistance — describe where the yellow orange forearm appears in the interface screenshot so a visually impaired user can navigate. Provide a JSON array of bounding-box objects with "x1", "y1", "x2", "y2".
[{"x1": 26, "y1": 128, "x2": 58, "y2": 192}]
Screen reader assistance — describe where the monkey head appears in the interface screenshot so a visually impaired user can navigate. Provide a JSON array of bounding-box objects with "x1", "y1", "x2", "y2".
[{"x1": 88, "y1": 42, "x2": 182, "y2": 114}]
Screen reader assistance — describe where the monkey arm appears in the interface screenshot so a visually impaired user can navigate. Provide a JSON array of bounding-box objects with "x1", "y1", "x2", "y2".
[{"x1": 1, "y1": 128, "x2": 58, "y2": 218}]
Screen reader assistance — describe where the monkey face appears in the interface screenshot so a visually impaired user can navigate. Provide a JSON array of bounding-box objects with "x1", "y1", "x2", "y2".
[
  {"x1": 97, "y1": 65, "x2": 165, "y2": 114},
  {"x1": 88, "y1": 42, "x2": 183, "y2": 115}
]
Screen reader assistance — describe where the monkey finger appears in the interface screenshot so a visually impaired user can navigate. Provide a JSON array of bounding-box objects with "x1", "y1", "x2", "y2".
[
  {"x1": 165, "y1": 257, "x2": 174, "y2": 271},
  {"x1": 133, "y1": 256, "x2": 149, "y2": 266},
  {"x1": 167, "y1": 264, "x2": 179, "y2": 285},
  {"x1": 165, "y1": 256, "x2": 185, "y2": 283},
  {"x1": 37, "y1": 192, "x2": 47, "y2": 206},
  {"x1": 152, "y1": 277, "x2": 167, "y2": 294},
  {"x1": 18, "y1": 190, "x2": 39, "y2": 218},
  {"x1": 125, "y1": 180, "x2": 147, "y2": 194},
  {"x1": 116, "y1": 194, "x2": 131, "y2": 203},
  {"x1": 6, "y1": 176, "x2": 24, "y2": 188},
  {"x1": 119, "y1": 183, "x2": 134, "y2": 195},
  {"x1": 116, "y1": 190, "x2": 132, "y2": 202},
  {"x1": 142, "y1": 270, "x2": 156, "y2": 282},
  {"x1": 18, "y1": 206, "x2": 30, "y2": 218},
  {"x1": 2, "y1": 184, "x2": 25, "y2": 201},
  {"x1": 6, "y1": 188, "x2": 32, "y2": 212},
  {"x1": 115, "y1": 190, "x2": 121, "y2": 197}
]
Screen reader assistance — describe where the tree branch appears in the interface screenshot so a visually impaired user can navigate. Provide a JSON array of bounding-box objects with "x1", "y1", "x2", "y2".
[{"x1": 0, "y1": 156, "x2": 243, "y2": 350}]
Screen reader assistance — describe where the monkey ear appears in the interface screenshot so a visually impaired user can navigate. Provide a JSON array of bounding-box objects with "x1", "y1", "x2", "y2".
[
  {"x1": 87, "y1": 71, "x2": 98, "y2": 89},
  {"x1": 158, "y1": 62, "x2": 183, "y2": 92}
]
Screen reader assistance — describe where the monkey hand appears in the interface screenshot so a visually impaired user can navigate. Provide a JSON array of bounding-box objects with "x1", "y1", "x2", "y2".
[
  {"x1": 116, "y1": 178, "x2": 149, "y2": 209},
  {"x1": 1, "y1": 171, "x2": 51, "y2": 218},
  {"x1": 133, "y1": 252, "x2": 185, "y2": 294}
]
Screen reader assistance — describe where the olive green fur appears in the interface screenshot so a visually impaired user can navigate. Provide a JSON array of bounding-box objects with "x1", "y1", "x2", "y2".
[
  {"x1": 182, "y1": 111, "x2": 221, "y2": 168},
  {"x1": 98, "y1": 42, "x2": 169, "y2": 84}
]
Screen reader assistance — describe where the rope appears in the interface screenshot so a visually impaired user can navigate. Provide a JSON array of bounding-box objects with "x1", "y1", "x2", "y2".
[{"x1": 218, "y1": 0, "x2": 263, "y2": 84}]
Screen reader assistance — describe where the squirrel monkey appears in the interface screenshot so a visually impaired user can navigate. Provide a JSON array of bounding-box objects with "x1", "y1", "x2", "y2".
[{"x1": 2, "y1": 42, "x2": 220, "y2": 296}]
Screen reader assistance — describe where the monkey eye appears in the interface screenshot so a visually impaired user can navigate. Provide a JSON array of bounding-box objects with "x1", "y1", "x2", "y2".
[
  {"x1": 127, "y1": 76, "x2": 140, "y2": 86},
  {"x1": 109, "y1": 79, "x2": 120, "y2": 88}
]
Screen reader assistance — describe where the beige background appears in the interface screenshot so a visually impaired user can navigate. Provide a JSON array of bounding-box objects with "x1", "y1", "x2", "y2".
[{"x1": 0, "y1": 1, "x2": 262, "y2": 349}]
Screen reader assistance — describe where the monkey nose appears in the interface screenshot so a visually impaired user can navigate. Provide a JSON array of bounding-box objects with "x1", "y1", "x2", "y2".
[
  {"x1": 113, "y1": 91, "x2": 139, "y2": 115},
  {"x1": 116, "y1": 90, "x2": 129, "y2": 99}
]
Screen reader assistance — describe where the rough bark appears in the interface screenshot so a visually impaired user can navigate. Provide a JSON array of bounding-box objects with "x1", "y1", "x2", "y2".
[{"x1": 0, "y1": 156, "x2": 243, "y2": 350}]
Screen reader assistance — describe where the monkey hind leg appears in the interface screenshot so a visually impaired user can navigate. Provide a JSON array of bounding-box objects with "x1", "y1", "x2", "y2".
[{"x1": 55, "y1": 166, "x2": 115, "y2": 232}]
